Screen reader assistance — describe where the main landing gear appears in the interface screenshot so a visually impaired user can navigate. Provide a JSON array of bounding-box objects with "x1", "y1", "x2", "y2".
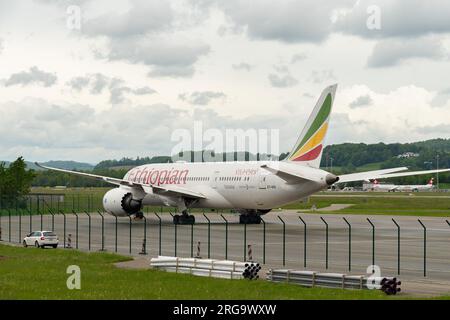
[
  {"x1": 133, "y1": 212, "x2": 144, "y2": 220},
  {"x1": 239, "y1": 214, "x2": 261, "y2": 224},
  {"x1": 173, "y1": 211, "x2": 195, "y2": 225}
]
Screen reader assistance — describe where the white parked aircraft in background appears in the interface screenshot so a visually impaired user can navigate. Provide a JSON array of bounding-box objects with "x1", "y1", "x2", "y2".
[
  {"x1": 36, "y1": 85, "x2": 450, "y2": 224},
  {"x1": 368, "y1": 178, "x2": 435, "y2": 192}
]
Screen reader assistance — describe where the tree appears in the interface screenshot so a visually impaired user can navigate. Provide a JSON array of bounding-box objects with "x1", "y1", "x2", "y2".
[{"x1": 0, "y1": 157, "x2": 35, "y2": 208}]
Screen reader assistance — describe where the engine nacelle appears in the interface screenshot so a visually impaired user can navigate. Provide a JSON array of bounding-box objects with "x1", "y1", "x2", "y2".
[{"x1": 103, "y1": 188, "x2": 142, "y2": 217}]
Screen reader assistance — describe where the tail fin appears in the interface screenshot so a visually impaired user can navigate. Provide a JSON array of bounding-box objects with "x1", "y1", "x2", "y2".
[{"x1": 285, "y1": 84, "x2": 337, "y2": 167}]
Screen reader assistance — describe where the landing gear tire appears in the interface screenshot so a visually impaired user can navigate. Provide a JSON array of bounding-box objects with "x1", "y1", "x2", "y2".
[
  {"x1": 134, "y1": 212, "x2": 144, "y2": 220},
  {"x1": 239, "y1": 214, "x2": 261, "y2": 224},
  {"x1": 173, "y1": 213, "x2": 195, "y2": 225}
]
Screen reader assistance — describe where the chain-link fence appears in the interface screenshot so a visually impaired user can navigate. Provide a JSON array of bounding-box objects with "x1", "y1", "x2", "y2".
[{"x1": 1, "y1": 207, "x2": 450, "y2": 280}]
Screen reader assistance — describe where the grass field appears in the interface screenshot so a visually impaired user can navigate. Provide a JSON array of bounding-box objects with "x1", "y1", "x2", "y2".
[
  {"x1": 0, "y1": 243, "x2": 388, "y2": 300},
  {"x1": 283, "y1": 194, "x2": 450, "y2": 216}
]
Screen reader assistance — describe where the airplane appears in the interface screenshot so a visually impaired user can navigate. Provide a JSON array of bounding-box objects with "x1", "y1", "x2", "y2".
[
  {"x1": 365, "y1": 179, "x2": 397, "y2": 192},
  {"x1": 368, "y1": 178, "x2": 435, "y2": 192},
  {"x1": 36, "y1": 84, "x2": 450, "y2": 224}
]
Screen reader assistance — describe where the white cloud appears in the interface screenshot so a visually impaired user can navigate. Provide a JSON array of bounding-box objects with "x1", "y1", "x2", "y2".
[
  {"x1": 0, "y1": 1, "x2": 449, "y2": 162},
  {"x1": 84, "y1": 0, "x2": 173, "y2": 38},
  {"x1": 291, "y1": 53, "x2": 307, "y2": 63},
  {"x1": 367, "y1": 37, "x2": 446, "y2": 68},
  {"x1": 268, "y1": 65, "x2": 298, "y2": 88},
  {"x1": 66, "y1": 73, "x2": 156, "y2": 104},
  {"x1": 106, "y1": 36, "x2": 210, "y2": 77},
  {"x1": 309, "y1": 69, "x2": 336, "y2": 84},
  {"x1": 3, "y1": 66, "x2": 57, "y2": 87},
  {"x1": 349, "y1": 94, "x2": 373, "y2": 108},
  {"x1": 217, "y1": 0, "x2": 353, "y2": 43},
  {"x1": 232, "y1": 62, "x2": 252, "y2": 71},
  {"x1": 179, "y1": 91, "x2": 226, "y2": 105}
]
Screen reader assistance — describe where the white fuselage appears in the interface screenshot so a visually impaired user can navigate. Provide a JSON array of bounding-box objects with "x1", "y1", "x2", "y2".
[
  {"x1": 369, "y1": 183, "x2": 433, "y2": 192},
  {"x1": 120, "y1": 161, "x2": 328, "y2": 211},
  {"x1": 393, "y1": 184, "x2": 433, "y2": 192}
]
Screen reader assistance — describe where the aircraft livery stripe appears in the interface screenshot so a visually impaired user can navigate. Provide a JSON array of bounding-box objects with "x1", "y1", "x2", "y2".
[
  {"x1": 290, "y1": 122, "x2": 328, "y2": 160},
  {"x1": 291, "y1": 144, "x2": 323, "y2": 161},
  {"x1": 291, "y1": 93, "x2": 332, "y2": 157}
]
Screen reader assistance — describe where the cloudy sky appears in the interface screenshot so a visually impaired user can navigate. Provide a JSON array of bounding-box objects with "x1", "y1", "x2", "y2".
[{"x1": 1, "y1": 0, "x2": 449, "y2": 163}]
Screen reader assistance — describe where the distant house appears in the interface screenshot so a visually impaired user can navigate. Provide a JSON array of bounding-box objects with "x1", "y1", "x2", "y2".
[{"x1": 396, "y1": 152, "x2": 419, "y2": 159}]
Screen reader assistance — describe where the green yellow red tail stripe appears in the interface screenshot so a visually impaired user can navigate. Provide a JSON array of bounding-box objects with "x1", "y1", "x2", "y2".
[{"x1": 287, "y1": 85, "x2": 336, "y2": 166}]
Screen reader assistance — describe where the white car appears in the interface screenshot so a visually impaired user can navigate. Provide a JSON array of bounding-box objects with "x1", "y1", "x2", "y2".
[{"x1": 23, "y1": 231, "x2": 59, "y2": 248}]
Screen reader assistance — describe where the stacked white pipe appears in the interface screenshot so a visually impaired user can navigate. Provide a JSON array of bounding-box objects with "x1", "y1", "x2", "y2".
[
  {"x1": 267, "y1": 269, "x2": 401, "y2": 295},
  {"x1": 150, "y1": 256, "x2": 261, "y2": 280}
]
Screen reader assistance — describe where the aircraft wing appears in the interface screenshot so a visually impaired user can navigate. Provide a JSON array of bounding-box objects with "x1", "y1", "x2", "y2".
[
  {"x1": 35, "y1": 162, "x2": 206, "y2": 199},
  {"x1": 338, "y1": 168, "x2": 450, "y2": 183},
  {"x1": 336, "y1": 167, "x2": 408, "y2": 183}
]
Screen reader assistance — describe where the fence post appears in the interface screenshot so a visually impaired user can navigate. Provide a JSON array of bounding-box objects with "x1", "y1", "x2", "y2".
[
  {"x1": 343, "y1": 217, "x2": 351, "y2": 271},
  {"x1": 220, "y1": 214, "x2": 228, "y2": 260},
  {"x1": 278, "y1": 216, "x2": 286, "y2": 267},
  {"x1": 60, "y1": 211, "x2": 66, "y2": 249},
  {"x1": 40, "y1": 203, "x2": 43, "y2": 230},
  {"x1": 98, "y1": 211, "x2": 105, "y2": 251},
  {"x1": 367, "y1": 218, "x2": 375, "y2": 271},
  {"x1": 320, "y1": 217, "x2": 328, "y2": 269},
  {"x1": 190, "y1": 215, "x2": 194, "y2": 258},
  {"x1": 85, "y1": 211, "x2": 91, "y2": 251},
  {"x1": 298, "y1": 216, "x2": 307, "y2": 268},
  {"x1": 50, "y1": 211, "x2": 55, "y2": 231},
  {"x1": 8, "y1": 209, "x2": 11, "y2": 242},
  {"x1": 72, "y1": 211, "x2": 79, "y2": 249},
  {"x1": 169, "y1": 213, "x2": 177, "y2": 256},
  {"x1": 392, "y1": 218, "x2": 400, "y2": 275},
  {"x1": 243, "y1": 217, "x2": 247, "y2": 262},
  {"x1": 261, "y1": 216, "x2": 266, "y2": 264},
  {"x1": 141, "y1": 215, "x2": 147, "y2": 255},
  {"x1": 154, "y1": 213, "x2": 162, "y2": 255},
  {"x1": 203, "y1": 213, "x2": 211, "y2": 259},
  {"x1": 18, "y1": 209, "x2": 22, "y2": 244},
  {"x1": 114, "y1": 214, "x2": 118, "y2": 253},
  {"x1": 418, "y1": 219, "x2": 427, "y2": 277},
  {"x1": 29, "y1": 204, "x2": 32, "y2": 233},
  {"x1": 128, "y1": 215, "x2": 132, "y2": 254}
]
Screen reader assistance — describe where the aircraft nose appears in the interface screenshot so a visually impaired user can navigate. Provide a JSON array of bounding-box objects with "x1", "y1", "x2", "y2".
[{"x1": 325, "y1": 174, "x2": 339, "y2": 186}]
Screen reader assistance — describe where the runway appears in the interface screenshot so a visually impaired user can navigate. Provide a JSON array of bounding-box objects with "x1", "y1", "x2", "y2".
[{"x1": 2, "y1": 210, "x2": 450, "y2": 296}]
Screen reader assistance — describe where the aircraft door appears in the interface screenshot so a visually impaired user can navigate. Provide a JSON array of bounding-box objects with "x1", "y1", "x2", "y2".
[
  {"x1": 212, "y1": 170, "x2": 220, "y2": 189},
  {"x1": 259, "y1": 171, "x2": 268, "y2": 189}
]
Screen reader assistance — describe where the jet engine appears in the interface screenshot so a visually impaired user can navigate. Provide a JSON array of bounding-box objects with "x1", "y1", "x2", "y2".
[{"x1": 103, "y1": 188, "x2": 142, "y2": 216}]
